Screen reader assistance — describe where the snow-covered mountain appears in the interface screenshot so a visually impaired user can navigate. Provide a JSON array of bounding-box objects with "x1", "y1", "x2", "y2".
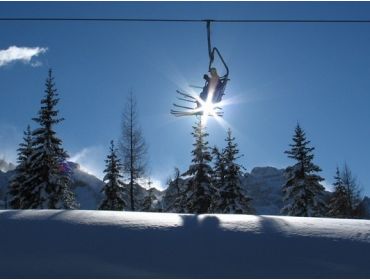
[
  {"x1": 0, "y1": 159, "x2": 15, "y2": 173},
  {"x1": 68, "y1": 162, "x2": 104, "y2": 209},
  {"x1": 242, "y1": 167, "x2": 286, "y2": 214}
]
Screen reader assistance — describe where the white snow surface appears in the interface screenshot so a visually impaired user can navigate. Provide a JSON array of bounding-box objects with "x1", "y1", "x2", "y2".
[{"x1": 1, "y1": 210, "x2": 370, "y2": 278}]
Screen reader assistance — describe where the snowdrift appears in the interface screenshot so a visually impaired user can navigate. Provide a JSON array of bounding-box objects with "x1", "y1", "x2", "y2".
[{"x1": 0, "y1": 210, "x2": 369, "y2": 278}]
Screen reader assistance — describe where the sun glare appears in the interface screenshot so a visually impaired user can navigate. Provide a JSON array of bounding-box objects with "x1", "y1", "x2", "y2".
[
  {"x1": 190, "y1": 89, "x2": 219, "y2": 126},
  {"x1": 173, "y1": 84, "x2": 240, "y2": 130},
  {"x1": 174, "y1": 87, "x2": 233, "y2": 130}
]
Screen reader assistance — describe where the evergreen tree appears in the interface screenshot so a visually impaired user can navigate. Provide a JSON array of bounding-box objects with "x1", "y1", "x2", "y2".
[
  {"x1": 213, "y1": 129, "x2": 253, "y2": 214},
  {"x1": 182, "y1": 119, "x2": 214, "y2": 214},
  {"x1": 341, "y1": 163, "x2": 362, "y2": 217},
  {"x1": 164, "y1": 168, "x2": 188, "y2": 213},
  {"x1": 163, "y1": 167, "x2": 188, "y2": 213},
  {"x1": 119, "y1": 92, "x2": 148, "y2": 211},
  {"x1": 27, "y1": 69, "x2": 77, "y2": 209},
  {"x1": 212, "y1": 146, "x2": 226, "y2": 189},
  {"x1": 99, "y1": 141, "x2": 126, "y2": 211},
  {"x1": 282, "y1": 124, "x2": 326, "y2": 217},
  {"x1": 171, "y1": 167, "x2": 181, "y2": 197},
  {"x1": 8, "y1": 125, "x2": 33, "y2": 209},
  {"x1": 167, "y1": 190, "x2": 187, "y2": 213},
  {"x1": 142, "y1": 187, "x2": 157, "y2": 212},
  {"x1": 328, "y1": 167, "x2": 351, "y2": 218}
]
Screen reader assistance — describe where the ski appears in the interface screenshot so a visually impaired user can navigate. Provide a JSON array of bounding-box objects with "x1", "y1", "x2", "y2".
[
  {"x1": 176, "y1": 90, "x2": 197, "y2": 100},
  {"x1": 172, "y1": 103, "x2": 196, "y2": 110},
  {"x1": 177, "y1": 97, "x2": 197, "y2": 103},
  {"x1": 170, "y1": 109, "x2": 223, "y2": 117}
]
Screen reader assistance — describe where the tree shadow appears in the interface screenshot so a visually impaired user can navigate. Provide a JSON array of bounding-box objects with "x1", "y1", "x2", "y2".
[
  {"x1": 0, "y1": 209, "x2": 68, "y2": 221},
  {"x1": 179, "y1": 214, "x2": 220, "y2": 231}
]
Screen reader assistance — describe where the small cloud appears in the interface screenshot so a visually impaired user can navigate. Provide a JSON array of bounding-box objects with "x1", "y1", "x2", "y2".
[
  {"x1": 137, "y1": 178, "x2": 165, "y2": 191},
  {"x1": 69, "y1": 146, "x2": 105, "y2": 180},
  {"x1": 0, "y1": 46, "x2": 47, "y2": 67}
]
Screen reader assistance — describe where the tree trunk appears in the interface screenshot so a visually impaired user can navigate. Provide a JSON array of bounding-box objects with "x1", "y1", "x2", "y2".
[{"x1": 130, "y1": 101, "x2": 135, "y2": 211}]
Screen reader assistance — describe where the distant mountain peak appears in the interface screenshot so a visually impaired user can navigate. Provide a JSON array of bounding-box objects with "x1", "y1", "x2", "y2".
[
  {"x1": 0, "y1": 159, "x2": 15, "y2": 173},
  {"x1": 249, "y1": 166, "x2": 285, "y2": 177}
]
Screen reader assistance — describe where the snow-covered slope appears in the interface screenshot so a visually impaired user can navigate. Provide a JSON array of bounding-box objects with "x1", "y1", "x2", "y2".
[{"x1": 0, "y1": 210, "x2": 369, "y2": 278}]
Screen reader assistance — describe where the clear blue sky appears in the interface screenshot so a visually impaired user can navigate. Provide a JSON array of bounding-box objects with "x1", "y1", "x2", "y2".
[{"x1": 0, "y1": 2, "x2": 370, "y2": 194}]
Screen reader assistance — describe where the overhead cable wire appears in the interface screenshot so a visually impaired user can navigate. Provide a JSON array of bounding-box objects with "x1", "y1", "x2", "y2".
[{"x1": 1, "y1": 18, "x2": 370, "y2": 23}]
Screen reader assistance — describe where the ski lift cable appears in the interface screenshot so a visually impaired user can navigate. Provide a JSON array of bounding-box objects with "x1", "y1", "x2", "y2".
[{"x1": 1, "y1": 18, "x2": 370, "y2": 23}]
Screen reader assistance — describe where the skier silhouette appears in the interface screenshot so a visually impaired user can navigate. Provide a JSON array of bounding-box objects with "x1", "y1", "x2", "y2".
[{"x1": 199, "y1": 67, "x2": 220, "y2": 102}]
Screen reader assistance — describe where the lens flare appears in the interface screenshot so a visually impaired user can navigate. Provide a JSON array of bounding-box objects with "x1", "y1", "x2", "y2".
[
  {"x1": 172, "y1": 83, "x2": 245, "y2": 131},
  {"x1": 189, "y1": 89, "x2": 219, "y2": 126}
]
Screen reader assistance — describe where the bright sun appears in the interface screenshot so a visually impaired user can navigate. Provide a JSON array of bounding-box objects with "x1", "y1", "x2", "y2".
[
  {"x1": 191, "y1": 89, "x2": 220, "y2": 125},
  {"x1": 179, "y1": 86, "x2": 239, "y2": 130}
]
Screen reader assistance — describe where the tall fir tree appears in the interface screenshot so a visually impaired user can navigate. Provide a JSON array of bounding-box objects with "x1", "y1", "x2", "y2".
[
  {"x1": 328, "y1": 167, "x2": 351, "y2": 218},
  {"x1": 99, "y1": 141, "x2": 126, "y2": 211},
  {"x1": 8, "y1": 125, "x2": 33, "y2": 209},
  {"x1": 212, "y1": 146, "x2": 226, "y2": 189},
  {"x1": 212, "y1": 129, "x2": 253, "y2": 214},
  {"x1": 119, "y1": 91, "x2": 148, "y2": 211},
  {"x1": 141, "y1": 187, "x2": 157, "y2": 212},
  {"x1": 182, "y1": 119, "x2": 214, "y2": 214},
  {"x1": 282, "y1": 124, "x2": 326, "y2": 217},
  {"x1": 340, "y1": 163, "x2": 362, "y2": 217},
  {"x1": 170, "y1": 167, "x2": 181, "y2": 197},
  {"x1": 27, "y1": 69, "x2": 77, "y2": 209}
]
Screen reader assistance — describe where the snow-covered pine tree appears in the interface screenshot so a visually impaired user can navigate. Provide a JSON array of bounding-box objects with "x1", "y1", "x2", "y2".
[
  {"x1": 141, "y1": 187, "x2": 158, "y2": 212},
  {"x1": 212, "y1": 146, "x2": 226, "y2": 189},
  {"x1": 164, "y1": 168, "x2": 188, "y2": 213},
  {"x1": 282, "y1": 124, "x2": 326, "y2": 217},
  {"x1": 164, "y1": 168, "x2": 182, "y2": 210},
  {"x1": 328, "y1": 167, "x2": 351, "y2": 218},
  {"x1": 182, "y1": 119, "x2": 214, "y2": 214},
  {"x1": 171, "y1": 167, "x2": 181, "y2": 197},
  {"x1": 99, "y1": 141, "x2": 126, "y2": 211},
  {"x1": 213, "y1": 128, "x2": 253, "y2": 214},
  {"x1": 27, "y1": 69, "x2": 77, "y2": 209},
  {"x1": 8, "y1": 125, "x2": 33, "y2": 209}
]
